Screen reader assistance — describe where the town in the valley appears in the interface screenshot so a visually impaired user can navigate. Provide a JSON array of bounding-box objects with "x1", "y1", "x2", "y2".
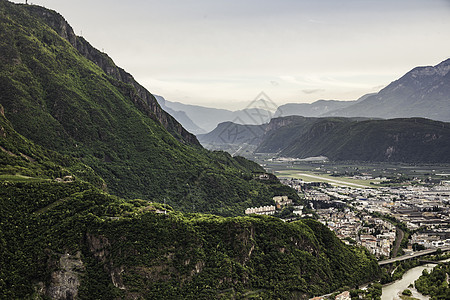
[{"x1": 244, "y1": 159, "x2": 450, "y2": 259}]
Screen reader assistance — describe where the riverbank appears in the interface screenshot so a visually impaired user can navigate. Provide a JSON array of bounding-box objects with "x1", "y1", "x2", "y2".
[
  {"x1": 381, "y1": 258, "x2": 450, "y2": 300},
  {"x1": 381, "y1": 264, "x2": 434, "y2": 300}
]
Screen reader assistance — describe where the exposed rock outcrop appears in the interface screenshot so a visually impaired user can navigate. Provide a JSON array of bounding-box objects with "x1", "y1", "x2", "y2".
[
  {"x1": 86, "y1": 233, "x2": 126, "y2": 290},
  {"x1": 26, "y1": 5, "x2": 200, "y2": 146},
  {"x1": 44, "y1": 252, "x2": 85, "y2": 300}
]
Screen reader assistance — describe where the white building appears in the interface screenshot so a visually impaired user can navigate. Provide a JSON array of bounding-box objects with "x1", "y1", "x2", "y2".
[{"x1": 245, "y1": 205, "x2": 276, "y2": 215}]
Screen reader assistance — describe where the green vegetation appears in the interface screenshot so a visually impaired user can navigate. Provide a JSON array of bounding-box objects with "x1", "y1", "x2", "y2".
[
  {"x1": 256, "y1": 116, "x2": 450, "y2": 163},
  {"x1": 349, "y1": 283, "x2": 382, "y2": 300},
  {"x1": 0, "y1": 1, "x2": 381, "y2": 298},
  {"x1": 0, "y1": 179, "x2": 380, "y2": 299},
  {"x1": 274, "y1": 170, "x2": 374, "y2": 187},
  {"x1": 0, "y1": 0, "x2": 295, "y2": 216},
  {"x1": 399, "y1": 288, "x2": 419, "y2": 300},
  {"x1": 0, "y1": 103, "x2": 105, "y2": 187},
  {"x1": 415, "y1": 263, "x2": 450, "y2": 300},
  {"x1": 399, "y1": 296, "x2": 419, "y2": 300},
  {"x1": 402, "y1": 289, "x2": 412, "y2": 296}
]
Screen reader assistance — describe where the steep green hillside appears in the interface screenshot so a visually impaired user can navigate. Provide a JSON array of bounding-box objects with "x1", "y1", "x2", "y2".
[
  {"x1": 0, "y1": 0, "x2": 292, "y2": 216},
  {"x1": 0, "y1": 98, "x2": 379, "y2": 298},
  {"x1": 24, "y1": 5, "x2": 199, "y2": 147},
  {"x1": 0, "y1": 180, "x2": 379, "y2": 299},
  {"x1": 256, "y1": 116, "x2": 450, "y2": 163},
  {"x1": 197, "y1": 122, "x2": 267, "y2": 156},
  {"x1": 0, "y1": 2, "x2": 381, "y2": 298},
  {"x1": 0, "y1": 104, "x2": 103, "y2": 186}
]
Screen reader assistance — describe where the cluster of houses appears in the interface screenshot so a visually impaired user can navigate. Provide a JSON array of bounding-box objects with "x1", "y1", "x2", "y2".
[
  {"x1": 359, "y1": 234, "x2": 393, "y2": 258},
  {"x1": 308, "y1": 181, "x2": 450, "y2": 251},
  {"x1": 245, "y1": 196, "x2": 299, "y2": 216},
  {"x1": 310, "y1": 291, "x2": 350, "y2": 300},
  {"x1": 244, "y1": 205, "x2": 276, "y2": 215},
  {"x1": 316, "y1": 208, "x2": 396, "y2": 258},
  {"x1": 270, "y1": 176, "x2": 450, "y2": 300},
  {"x1": 411, "y1": 232, "x2": 450, "y2": 248},
  {"x1": 245, "y1": 177, "x2": 449, "y2": 257}
]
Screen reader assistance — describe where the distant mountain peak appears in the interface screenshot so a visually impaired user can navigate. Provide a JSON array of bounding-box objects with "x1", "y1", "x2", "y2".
[
  {"x1": 250, "y1": 98, "x2": 278, "y2": 112},
  {"x1": 410, "y1": 59, "x2": 450, "y2": 77},
  {"x1": 323, "y1": 58, "x2": 450, "y2": 122}
]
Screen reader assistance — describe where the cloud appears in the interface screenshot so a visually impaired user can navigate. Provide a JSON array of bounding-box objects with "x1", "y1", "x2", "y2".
[
  {"x1": 279, "y1": 75, "x2": 299, "y2": 84},
  {"x1": 308, "y1": 18, "x2": 327, "y2": 25},
  {"x1": 302, "y1": 89, "x2": 325, "y2": 94},
  {"x1": 371, "y1": 85, "x2": 386, "y2": 92}
]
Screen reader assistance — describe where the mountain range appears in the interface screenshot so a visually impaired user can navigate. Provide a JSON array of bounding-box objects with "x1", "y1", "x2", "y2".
[
  {"x1": 155, "y1": 95, "x2": 206, "y2": 134},
  {"x1": 156, "y1": 95, "x2": 275, "y2": 133},
  {"x1": 271, "y1": 59, "x2": 450, "y2": 122},
  {"x1": 0, "y1": 1, "x2": 379, "y2": 298},
  {"x1": 324, "y1": 59, "x2": 450, "y2": 121},
  {"x1": 200, "y1": 116, "x2": 450, "y2": 163},
  {"x1": 198, "y1": 59, "x2": 450, "y2": 162},
  {"x1": 273, "y1": 93, "x2": 375, "y2": 118},
  {"x1": 167, "y1": 59, "x2": 450, "y2": 134},
  {"x1": 1, "y1": 1, "x2": 300, "y2": 216}
]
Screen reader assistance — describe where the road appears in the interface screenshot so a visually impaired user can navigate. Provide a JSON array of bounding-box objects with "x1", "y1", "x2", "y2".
[
  {"x1": 391, "y1": 227, "x2": 405, "y2": 258},
  {"x1": 379, "y1": 246, "x2": 450, "y2": 266}
]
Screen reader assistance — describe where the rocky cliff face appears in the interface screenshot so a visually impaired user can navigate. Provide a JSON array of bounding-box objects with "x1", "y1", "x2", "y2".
[
  {"x1": 36, "y1": 252, "x2": 85, "y2": 300},
  {"x1": 274, "y1": 100, "x2": 355, "y2": 118},
  {"x1": 26, "y1": 5, "x2": 199, "y2": 146},
  {"x1": 265, "y1": 116, "x2": 299, "y2": 133},
  {"x1": 325, "y1": 59, "x2": 450, "y2": 122},
  {"x1": 260, "y1": 117, "x2": 450, "y2": 163}
]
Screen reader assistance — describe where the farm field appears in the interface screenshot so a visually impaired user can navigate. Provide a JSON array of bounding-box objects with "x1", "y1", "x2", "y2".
[
  {"x1": 274, "y1": 170, "x2": 377, "y2": 188},
  {"x1": 251, "y1": 156, "x2": 450, "y2": 187},
  {"x1": 0, "y1": 175, "x2": 49, "y2": 182}
]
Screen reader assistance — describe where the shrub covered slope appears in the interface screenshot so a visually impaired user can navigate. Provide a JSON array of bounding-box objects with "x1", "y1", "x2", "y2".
[
  {"x1": 257, "y1": 116, "x2": 450, "y2": 163},
  {"x1": 0, "y1": 179, "x2": 379, "y2": 299},
  {"x1": 0, "y1": 0, "x2": 296, "y2": 216},
  {"x1": 0, "y1": 104, "x2": 378, "y2": 299},
  {"x1": 0, "y1": 1, "x2": 380, "y2": 298}
]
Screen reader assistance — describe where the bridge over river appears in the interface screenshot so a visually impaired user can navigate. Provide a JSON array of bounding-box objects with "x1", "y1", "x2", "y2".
[{"x1": 378, "y1": 246, "x2": 450, "y2": 266}]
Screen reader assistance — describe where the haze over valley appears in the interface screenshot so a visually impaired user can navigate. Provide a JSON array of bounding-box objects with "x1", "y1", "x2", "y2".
[{"x1": 1, "y1": 1, "x2": 449, "y2": 299}]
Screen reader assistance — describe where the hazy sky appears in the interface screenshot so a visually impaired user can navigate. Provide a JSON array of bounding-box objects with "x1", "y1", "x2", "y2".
[{"x1": 15, "y1": 0, "x2": 450, "y2": 109}]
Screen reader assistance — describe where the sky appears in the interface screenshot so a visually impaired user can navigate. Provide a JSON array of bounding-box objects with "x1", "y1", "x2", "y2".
[{"x1": 14, "y1": 0, "x2": 450, "y2": 110}]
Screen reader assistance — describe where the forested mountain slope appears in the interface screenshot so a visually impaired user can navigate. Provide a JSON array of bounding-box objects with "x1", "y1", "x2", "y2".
[
  {"x1": 257, "y1": 116, "x2": 450, "y2": 163},
  {"x1": 0, "y1": 114, "x2": 379, "y2": 298},
  {"x1": 0, "y1": 1, "x2": 381, "y2": 298},
  {"x1": 0, "y1": 0, "x2": 295, "y2": 216},
  {"x1": 201, "y1": 115, "x2": 450, "y2": 163},
  {"x1": 0, "y1": 179, "x2": 379, "y2": 299}
]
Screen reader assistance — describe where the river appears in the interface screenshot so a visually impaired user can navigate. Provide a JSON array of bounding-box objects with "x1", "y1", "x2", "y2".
[{"x1": 381, "y1": 258, "x2": 450, "y2": 300}]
